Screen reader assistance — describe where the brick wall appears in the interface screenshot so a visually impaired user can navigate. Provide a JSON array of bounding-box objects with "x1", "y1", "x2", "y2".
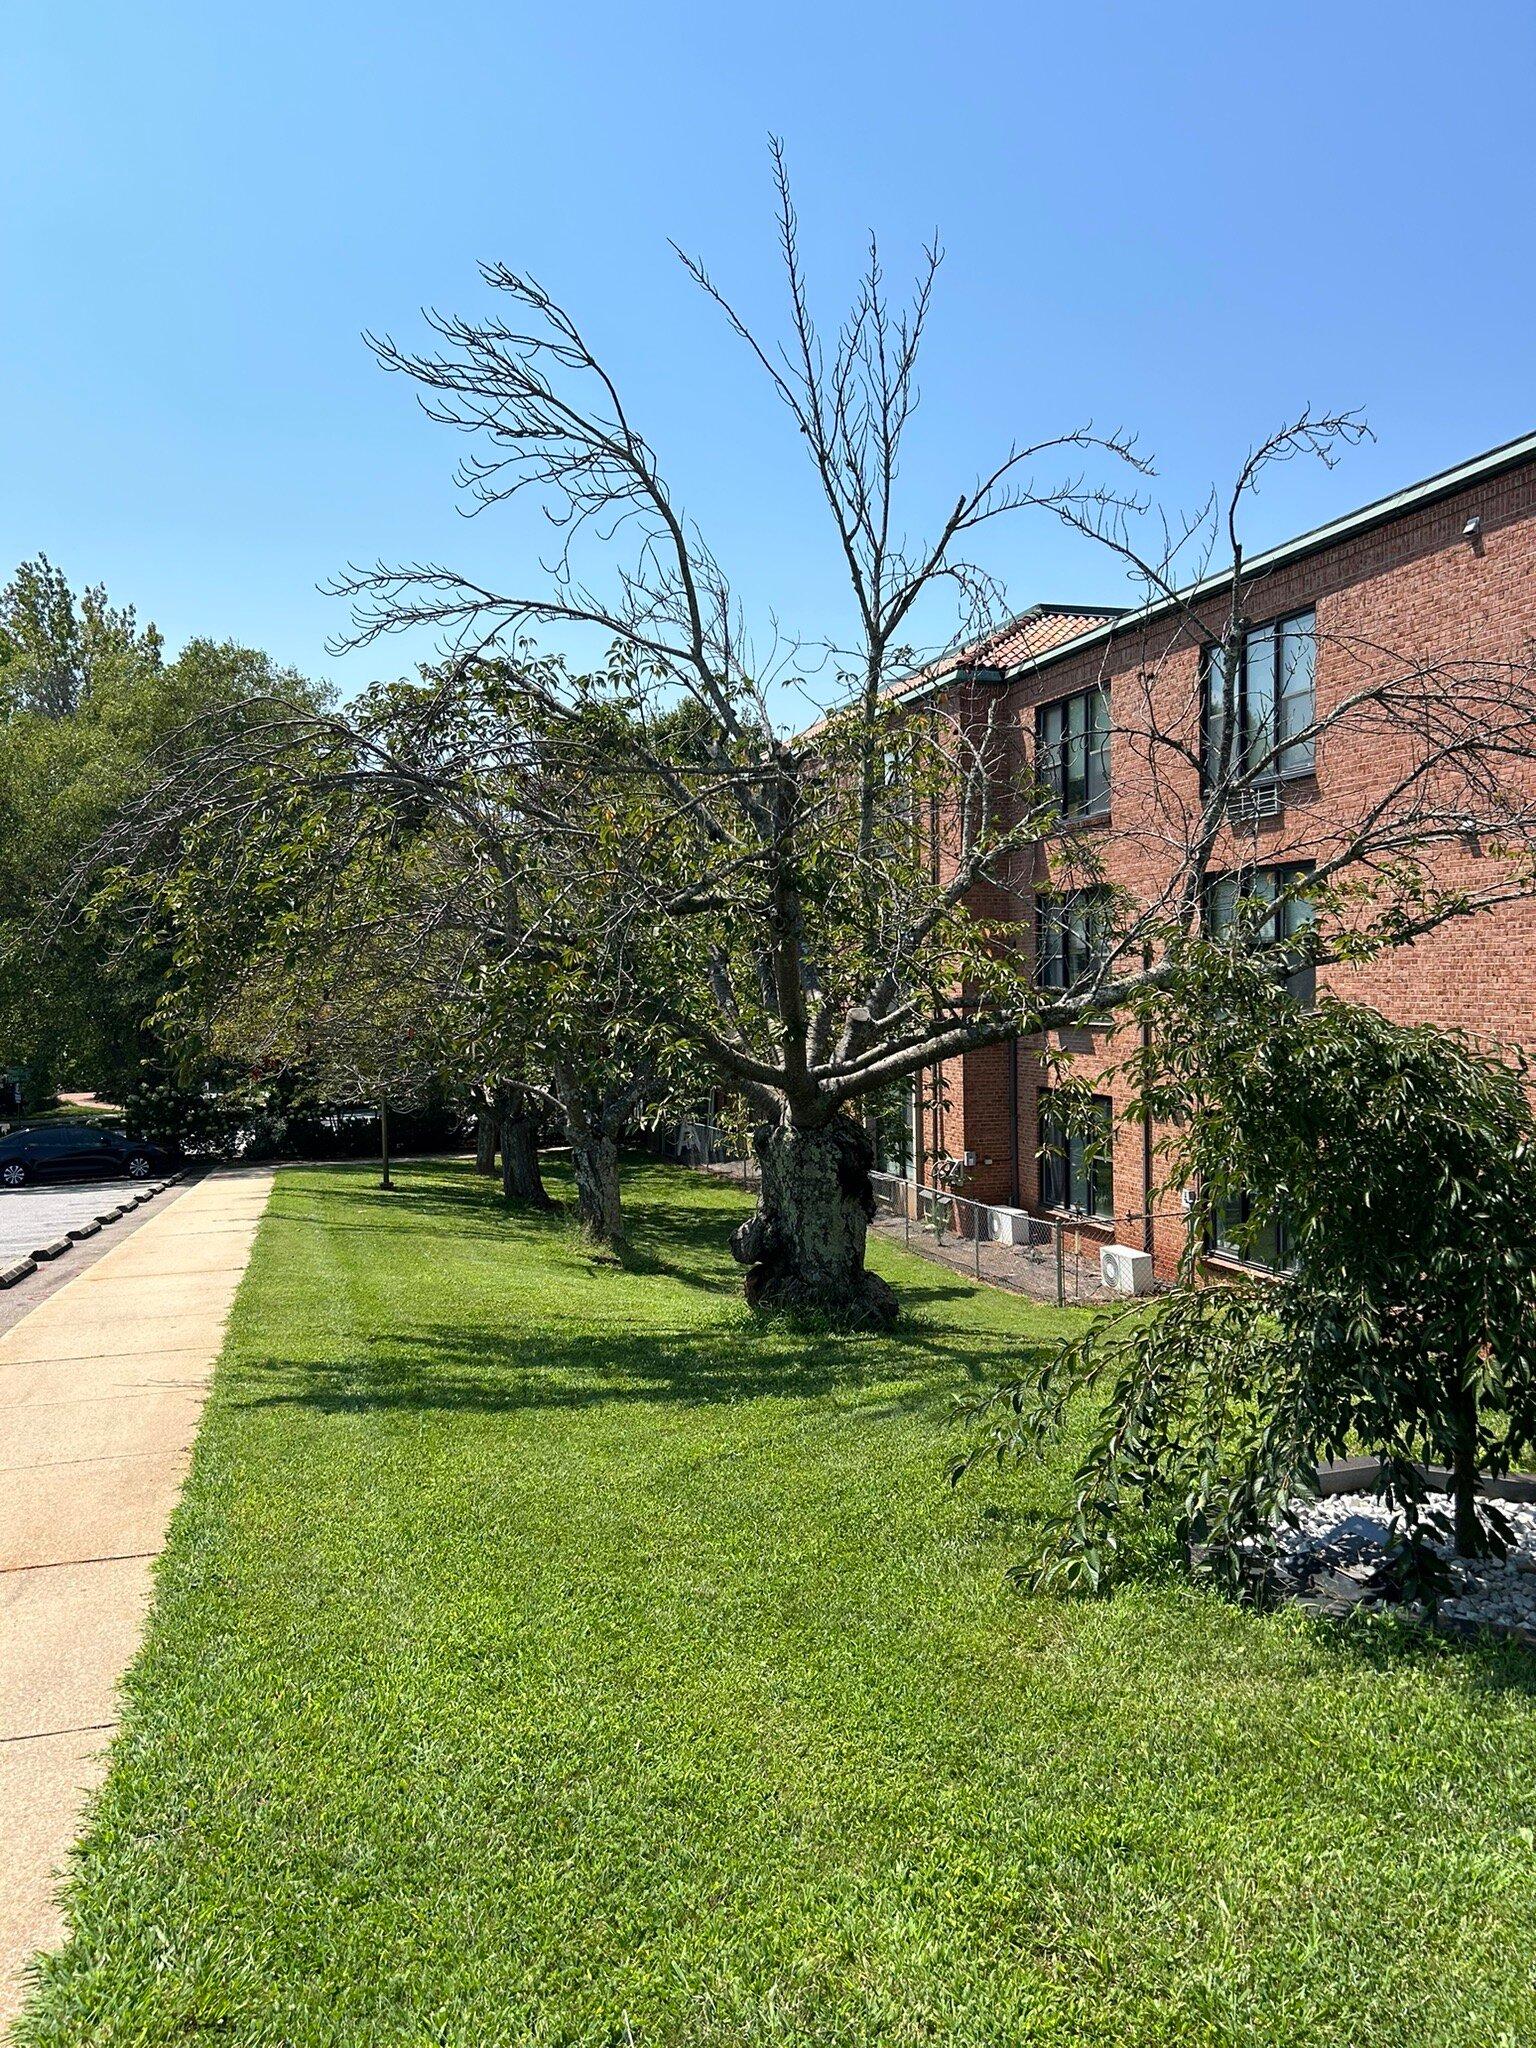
[{"x1": 919, "y1": 455, "x2": 1536, "y2": 1281}]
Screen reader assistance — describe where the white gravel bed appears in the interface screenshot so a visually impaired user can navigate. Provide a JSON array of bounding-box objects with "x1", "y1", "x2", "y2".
[{"x1": 1273, "y1": 1489, "x2": 1536, "y2": 1633}]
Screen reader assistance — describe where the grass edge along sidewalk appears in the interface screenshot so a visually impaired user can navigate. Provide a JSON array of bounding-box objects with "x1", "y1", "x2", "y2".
[
  {"x1": 15, "y1": 1157, "x2": 1536, "y2": 2046},
  {"x1": 1, "y1": 1167, "x2": 274, "y2": 2035}
]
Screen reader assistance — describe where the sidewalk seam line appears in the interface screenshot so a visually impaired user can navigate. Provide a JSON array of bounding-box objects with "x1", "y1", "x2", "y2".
[
  {"x1": 0, "y1": 1549, "x2": 159, "y2": 1575},
  {"x1": 0, "y1": 1721, "x2": 118, "y2": 1746},
  {"x1": 0, "y1": 1448, "x2": 192, "y2": 1475}
]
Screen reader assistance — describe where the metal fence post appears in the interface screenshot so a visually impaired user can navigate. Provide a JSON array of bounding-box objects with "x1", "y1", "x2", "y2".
[
  {"x1": 974, "y1": 1203, "x2": 982, "y2": 1280},
  {"x1": 1055, "y1": 1222, "x2": 1065, "y2": 1307}
]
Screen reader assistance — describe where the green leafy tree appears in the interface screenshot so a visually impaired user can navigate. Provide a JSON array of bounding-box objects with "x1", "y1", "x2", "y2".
[
  {"x1": 117, "y1": 669, "x2": 692, "y2": 1242},
  {"x1": 0, "y1": 559, "x2": 322, "y2": 1107},
  {"x1": 0, "y1": 555, "x2": 161, "y2": 719}
]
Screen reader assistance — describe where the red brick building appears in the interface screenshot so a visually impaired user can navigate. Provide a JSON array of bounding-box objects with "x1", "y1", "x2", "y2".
[{"x1": 891, "y1": 429, "x2": 1536, "y2": 1281}]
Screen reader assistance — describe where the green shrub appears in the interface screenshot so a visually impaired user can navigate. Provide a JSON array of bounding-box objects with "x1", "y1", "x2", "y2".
[{"x1": 960, "y1": 960, "x2": 1536, "y2": 1590}]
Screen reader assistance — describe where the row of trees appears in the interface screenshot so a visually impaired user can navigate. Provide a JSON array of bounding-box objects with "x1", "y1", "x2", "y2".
[
  {"x1": 0, "y1": 556, "x2": 327, "y2": 1122},
  {"x1": 10, "y1": 162, "x2": 1536, "y2": 1602},
  {"x1": 61, "y1": 160, "x2": 1536, "y2": 1331},
  {"x1": 15, "y1": 162, "x2": 1536, "y2": 1373}
]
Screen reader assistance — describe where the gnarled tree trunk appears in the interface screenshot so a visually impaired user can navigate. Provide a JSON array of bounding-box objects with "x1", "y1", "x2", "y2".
[
  {"x1": 474, "y1": 1111, "x2": 499, "y2": 1175},
  {"x1": 500, "y1": 1104, "x2": 553, "y2": 1207},
  {"x1": 731, "y1": 1113, "x2": 897, "y2": 1328},
  {"x1": 571, "y1": 1130, "x2": 622, "y2": 1245}
]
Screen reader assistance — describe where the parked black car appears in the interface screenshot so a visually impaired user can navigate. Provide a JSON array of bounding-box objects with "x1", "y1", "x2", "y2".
[{"x1": 0, "y1": 1123, "x2": 175, "y2": 1188}]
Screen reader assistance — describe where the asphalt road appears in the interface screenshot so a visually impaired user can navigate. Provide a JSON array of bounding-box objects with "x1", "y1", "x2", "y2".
[{"x1": 0, "y1": 1181, "x2": 155, "y2": 1269}]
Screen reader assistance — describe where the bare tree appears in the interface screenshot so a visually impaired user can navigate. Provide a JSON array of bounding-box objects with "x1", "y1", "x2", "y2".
[
  {"x1": 90, "y1": 165, "x2": 1536, "y2": 1326},
  {"x1": 319, "y1": 149, "x2": 1156, "y2": 1323}
]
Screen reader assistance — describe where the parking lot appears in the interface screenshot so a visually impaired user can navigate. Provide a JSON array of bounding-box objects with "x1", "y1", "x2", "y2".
[{"x1": 0, "y1": 1180, "x2": 154, "y2": 1268}]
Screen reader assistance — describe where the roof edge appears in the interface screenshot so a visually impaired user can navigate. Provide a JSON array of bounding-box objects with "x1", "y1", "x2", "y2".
[{"x1": 991, "y1": 425, "x2": 1536, "y2": 687}]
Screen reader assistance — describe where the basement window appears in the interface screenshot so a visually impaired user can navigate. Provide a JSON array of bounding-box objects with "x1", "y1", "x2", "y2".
[
  {"x1": 1210, "y1": 1188, "x2": 1293, "y2": 1272},
  {"x1": 1039, "y1": 1093, "x2": 1115, "y2": 1218}
]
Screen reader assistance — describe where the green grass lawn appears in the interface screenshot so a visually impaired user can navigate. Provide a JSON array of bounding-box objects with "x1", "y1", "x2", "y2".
[{"x1": 20, "y1": 1160, "x2": 1536, "y2": 2046}]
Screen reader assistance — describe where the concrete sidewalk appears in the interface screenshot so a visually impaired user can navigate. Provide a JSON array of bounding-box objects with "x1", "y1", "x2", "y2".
[{"x1": 0, "y1": 1165, "x2": 274, "y2": 2032}]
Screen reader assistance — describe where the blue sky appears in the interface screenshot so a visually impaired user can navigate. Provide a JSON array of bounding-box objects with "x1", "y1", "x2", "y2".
[{"x1": 4, "y1": 0, "x2": 1533, "y2": 704}]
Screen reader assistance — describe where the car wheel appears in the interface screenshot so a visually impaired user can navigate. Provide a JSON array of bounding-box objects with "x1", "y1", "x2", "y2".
[
  {"x1": 126, "y1": 1154, "x2": 153, "y2": 1180},
  {"x1": 0, "y1": 1161, "x2": 27, "y2": 1188}
]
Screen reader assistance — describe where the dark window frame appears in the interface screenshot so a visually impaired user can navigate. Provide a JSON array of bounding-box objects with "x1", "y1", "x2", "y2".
[
  {"x1": 1204, "y1": 860, "x2": 1316, "y2": 1003},
  {"x1": 1038, "y1": 1091, "x2": 1116, "y2": 1219},
  {"x1": 1201, "y1": 607, "x2": 1316, "y2": 792},
  {"x1": 1209, "y1": 1188, "x2": 1293, "y2": 1272},
  {"x1": 871, "y1": 1077, "x2": 916, "y2": 1181},
  {"x1": 1035, "y1": 684, "x2": 1110, "y2": 821},
  {"x1": 1035, "y1": 886, "x2": 1113, "y2": 994},
  {"x1": 1204, "y1": 860, "x2": 1315, "y2": 938}
]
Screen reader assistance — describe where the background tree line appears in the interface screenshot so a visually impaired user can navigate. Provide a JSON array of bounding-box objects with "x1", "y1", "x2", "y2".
[{"x1": 0, "y1": 556, "x2": 324, "y2": 1117}]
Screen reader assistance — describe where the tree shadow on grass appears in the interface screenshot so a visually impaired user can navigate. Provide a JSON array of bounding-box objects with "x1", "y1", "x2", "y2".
[
  {"x1": 276, "y1": 1157, "x2": 1002, "y2": 1321},
  {"x1": 1016, "y1": 1518, "x2": 1536, "y2": 1701},
  {"x1": 228, "y1": 1306, "x2": 1048, "y2": 1423},
  {"x1": 271, "y1": 1168, "x2": 573, "y2": 1240},
  {"x1": 273, "y1": 1156, "x2": 749, "y2": 1256},
  {"x1": 254, "y1": 1173, "x2": 1536, "y2": 1692},
  {"x1": 243, "y1": 1156, "x2": 1066, "y2": 1485},
  {"x1": 1286, "y1": 1601, "x2": 1536, "y2": 1701}
]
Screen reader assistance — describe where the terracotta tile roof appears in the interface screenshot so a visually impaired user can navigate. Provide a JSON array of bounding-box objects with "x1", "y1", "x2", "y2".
[{"x1": 884, "y1": 603, "x2": 1126, "y2": 702}]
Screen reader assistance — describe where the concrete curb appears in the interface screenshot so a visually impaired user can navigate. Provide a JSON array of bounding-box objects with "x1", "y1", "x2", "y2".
[
  {"x1": 0, "y1": 1258, "x2": 36, "y2": 1288},
  {"x1": 30, "y1": 1238, "x2": 70, "y2": 1262},
  {"x1": 66, "y1": 1221, "x2": 101, "y2": 1241},
  {"x1": 1317, "y1": 1456, "x2": 1536, "y2": 1504}
]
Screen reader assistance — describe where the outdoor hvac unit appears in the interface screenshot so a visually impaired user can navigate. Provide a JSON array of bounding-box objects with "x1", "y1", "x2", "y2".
[
  {"x1": 1100, "y1": 1243, "x2": 1155, "y2": 1296},
  {"x1": 990, "y1": 1206, "x2": 1037, "y2": 1248},
  {"x1": 1227, "y1": 782, "x2": 1282, "y2": 826}
]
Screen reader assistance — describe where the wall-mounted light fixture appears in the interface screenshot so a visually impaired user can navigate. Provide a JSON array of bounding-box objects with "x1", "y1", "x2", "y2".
[{"x1": 1464, "y1": 513, "x2": 1485, "y2": 555}]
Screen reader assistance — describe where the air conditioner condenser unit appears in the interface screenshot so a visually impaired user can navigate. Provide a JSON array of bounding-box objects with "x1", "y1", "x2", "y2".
[{"x1": 1100, "y1": 1243, "x2": 1155, "y2": 1296}]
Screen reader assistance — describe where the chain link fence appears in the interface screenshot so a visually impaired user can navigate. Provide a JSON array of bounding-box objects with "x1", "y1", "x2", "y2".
[
  {"x1": 674, "y1": 1120, "x2": 1164, "y2": 1308},
  {"x1": 867, "y1": 1171, "x2": 1142, "y2": 1307}
]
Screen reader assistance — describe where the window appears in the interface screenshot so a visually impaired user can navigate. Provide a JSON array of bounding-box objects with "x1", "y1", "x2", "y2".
[
  {"x1": 1202, "y1": 608, "x2": 1315, "y2": 788},
  {"x1": 1039, "y1": 1093, "x2": 1115, "y2": 1218},
  {"x1": 1206, "y1": 862, "x2": 1315, "y2": 1002},
  {"x1": 1036, "y1": 888, "x2": 1112, "y2": 992},
  {"x1": 1211, "y1": 1189, "x2": 1292, "y2": 1272},
  {"x1": 1205, "y1": 863, "x2": 1313, "y2": 942},
  {"x1": 872, "y1": 1078, "x2": 915, "y2": 1180},
  {"x1": 1036, "y1": 685, "x2": 1109, "y2": 818}
]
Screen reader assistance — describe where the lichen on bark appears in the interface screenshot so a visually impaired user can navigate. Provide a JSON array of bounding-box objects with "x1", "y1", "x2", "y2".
[{"x1": 731, "y1": 1114, "x2": 897, "y2": 1328}]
